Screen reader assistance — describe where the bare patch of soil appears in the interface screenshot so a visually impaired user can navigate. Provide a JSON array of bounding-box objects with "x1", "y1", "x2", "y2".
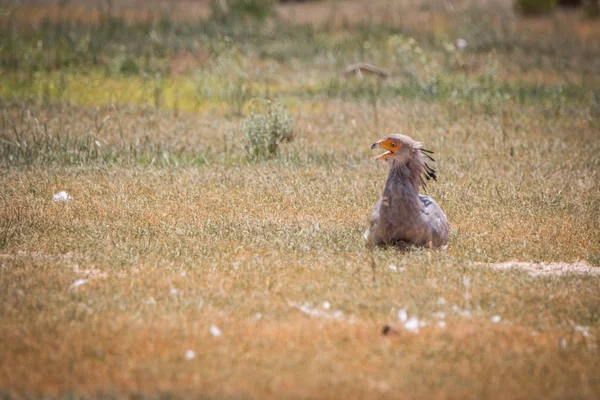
[{"x1": 483, "y1": 260, "x2": 599, "y2": 277}]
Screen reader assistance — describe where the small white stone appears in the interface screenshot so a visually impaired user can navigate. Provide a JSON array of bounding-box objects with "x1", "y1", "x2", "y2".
[
  {"x1": 437, "y1": 321, "x2": 447, "y2": 328},
  {"x1": 185, "y1": 350, "x2": 196, "y2": 360},
  {"x1": 491, "y1": 315, "x2": 501, "y2": 323},
  {"x1": 437, "y1": 297, "x2": 446, "y2": 305},
  {"x1": 146, "y1": 297, "x2": 157, "y2": 305},
  {"x1": 575, "y1": 325, "x2": 589, "y2": 337},
  {"x1": 462, "y1": 276, "x2": 470, "y2": 289},
  {"x1": 456, "y1": 38, "x2": 468, "y2": 49},
  {"x1": 255, "y1": 312, "x2": 262, "y2": 319},
  {"x1": 559, "y1": 337, "x2": 567, "y2": 350},
  {"x1": 70, "y1": 279, "x2": 87, "y2": 289},
  {"x1": 388, "y1": 264, "x2": 398, "y2": 272},
  {"x1": 210, "y1": 324, "x2": 222, "y2": 337},
  {"x1": 397, "y1": 309, "x2": 408, "y2": 323},
  {"x1": 170, "y1": 288, "x2": 179, "y2": 296},
  {"x1": 323, "y1": 301, "x2": 331, "y2": 310},
  {"x1": 404, "y1": 317, "x2": 420, "y2": 333},
  {"x1": 52, "y1": 191, "x2": 72, "y2": 203},
  {"x1": 180, "y1": 271, "x2": 187, "y2": 277}
]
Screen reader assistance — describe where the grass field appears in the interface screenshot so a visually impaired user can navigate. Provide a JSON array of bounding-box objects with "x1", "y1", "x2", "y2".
[{"x1": 1, "y1": 0, "x2": 600, "y2": 398}]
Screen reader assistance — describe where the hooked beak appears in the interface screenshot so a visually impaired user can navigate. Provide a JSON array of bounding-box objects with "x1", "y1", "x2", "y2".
[{"x1": 371, "y1": 139, "x2": 396, "y2": 160}]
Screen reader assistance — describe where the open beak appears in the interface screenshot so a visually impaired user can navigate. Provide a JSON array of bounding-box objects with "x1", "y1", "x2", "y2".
[{"x1": 371, "y1": 139, "x2": 395, "y2": 160}]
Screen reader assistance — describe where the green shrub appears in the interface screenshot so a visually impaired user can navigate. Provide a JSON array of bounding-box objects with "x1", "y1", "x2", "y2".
[
  {"x1": 232, "y1": 0, "x2": 274, "y2": 19},
  {"x1": 514, "y1": 0, "x2": 557, "y2": 15},
  {"x1": 584, "y1": 0, "x2": 600, "y2": 17},
  {"x1": 241, "y1": 100, "x2": 294, "y2": 161},
  {"x1": 118, "y1": 56, "x2": 140, "y2": 75},
  {"x1": 210, "y1": 0, "x2": 274, "y2": 22}
]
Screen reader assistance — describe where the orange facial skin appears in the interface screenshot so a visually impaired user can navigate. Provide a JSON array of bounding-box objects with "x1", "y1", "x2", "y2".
[{"x1": 371, "y1": 138, "x2": 403, "y2": 160}]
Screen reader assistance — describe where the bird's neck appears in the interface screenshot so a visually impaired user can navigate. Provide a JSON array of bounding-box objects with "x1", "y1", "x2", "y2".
[{"x1": 384, "y1": 163, "x2": 420, "y2": 199}]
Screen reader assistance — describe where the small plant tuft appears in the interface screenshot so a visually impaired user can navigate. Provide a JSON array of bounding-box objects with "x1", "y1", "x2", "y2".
[
  {"x1": 583, "y1": 0, "x2": 600, "y2": 17},
  {"x1": 210, "y1": 0, "x2": 274, "y2": 22},
  {"x1": 514, "y1": 0, "x2": 557, "y2": 15},
  {"x1": 241, "y1": 100, "x2": 294, "y2": 161}
]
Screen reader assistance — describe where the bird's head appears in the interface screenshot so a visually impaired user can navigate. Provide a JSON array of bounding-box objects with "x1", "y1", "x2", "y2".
[
  {"x1": 371, "y1": 133, "x2": 438, "y2": 184},
  {"x1": 371, "y1": 134, "x2": 420, "y2": 164}
]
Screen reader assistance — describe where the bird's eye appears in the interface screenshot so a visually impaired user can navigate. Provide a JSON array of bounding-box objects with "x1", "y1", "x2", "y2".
[{"x1": 391, "y1": 142, "x2": 397, "y2": 148}]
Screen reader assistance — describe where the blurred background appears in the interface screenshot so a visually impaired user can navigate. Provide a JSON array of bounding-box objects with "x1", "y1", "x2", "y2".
[{"x1": 1, "y1": 0, "x2": 598, "y2": 117}]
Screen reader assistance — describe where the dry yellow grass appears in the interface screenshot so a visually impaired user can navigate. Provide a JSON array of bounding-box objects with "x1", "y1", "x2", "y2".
[
  {"x1": 1, "y1": 0, "x2": 600, "y2": 398},
  {"x1": 1, "y1": 99, "x2": 599, "y2": 398}
]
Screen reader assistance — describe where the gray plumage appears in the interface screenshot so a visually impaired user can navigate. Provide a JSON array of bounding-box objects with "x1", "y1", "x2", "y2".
[{"x1": 366, "y1": 134, "x2": 449, "y2": 249}]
